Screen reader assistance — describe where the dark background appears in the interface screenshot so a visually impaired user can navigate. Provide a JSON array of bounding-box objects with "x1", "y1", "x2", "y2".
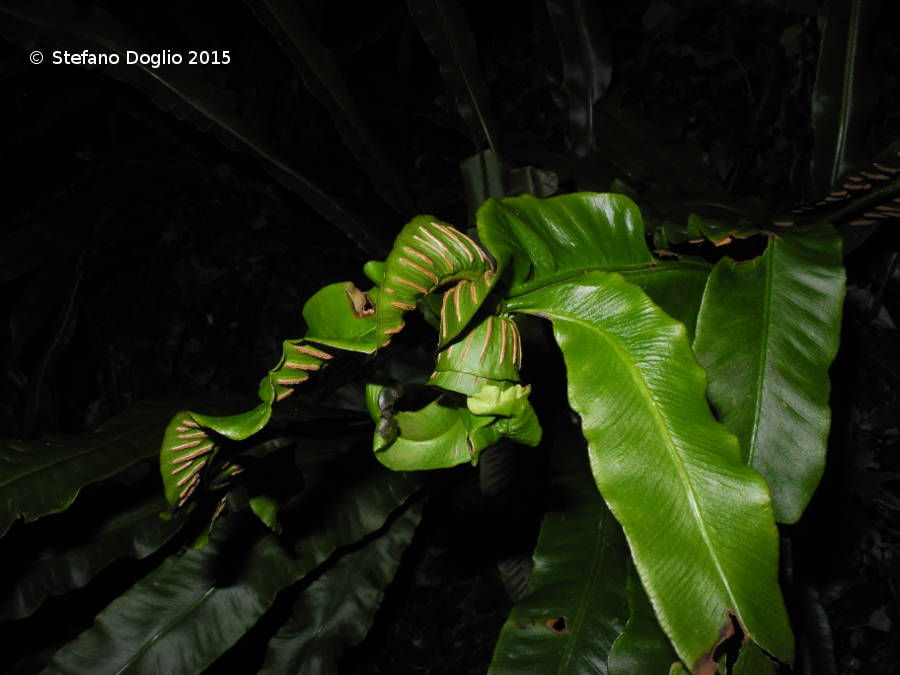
[{"x1": 1, "y1": 0, "x2": 899, "y2": 672}]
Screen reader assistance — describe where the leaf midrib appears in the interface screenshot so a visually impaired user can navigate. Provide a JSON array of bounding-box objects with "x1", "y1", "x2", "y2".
[
  {"x1": 747, "y1": 246, "x2": 776, "y2": 467},
  {"x1": 541, "y1": 308, "x2": 741, "y2": 617},
  {"x1": 556, "y1": 506, "x2": 612, "y2": 674}
]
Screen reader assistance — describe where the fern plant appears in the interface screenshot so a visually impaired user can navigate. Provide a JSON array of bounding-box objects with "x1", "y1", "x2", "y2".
[
  {"x1": 2, "y1": 0, "x2": 897, "y2": 672},
  {"x1": 138, "y1": 190, "x2": 838, "y2": 674}
]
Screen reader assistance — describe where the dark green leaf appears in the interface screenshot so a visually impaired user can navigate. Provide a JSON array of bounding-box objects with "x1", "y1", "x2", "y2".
[
  {"x1": 810, "y1": 0, "x2": 882, "y2": 193},
  {"x1": 546, "y1": 0, "x2": 612, "y2": 158},
  {"x1": 259, "y1": 500, "x2": 423, "y2": 674},
  {"x1": 0, "y1": 399, "x2": 196, "y2": 537},
  {"x1": 733, "y1": 643, "x2": 777, "y2": 675},
  {"x1": 0, "y1": 495, "x2": 185, "y2": 621},
  {"x1": 407, "y1": 0, "x2": 501, "y2": 154},
  {"x1": 244, "y1": 0, "x2": 415, "y2": 216},
  {"x1": 508, "y1": 273, "x2": 793, "y2": 672},
  {"x1": 42, "y1": 467, "x2": 420, "y2": 674},
  {"x1": 490, "y1": 422, "x2": 628, "y2": 674},
  {"x1": 608, "y1": 566, "x2": 684, "y2": 675},
  {"x1": 692, "y1": 226, "x2": 845, "y2": 523}
]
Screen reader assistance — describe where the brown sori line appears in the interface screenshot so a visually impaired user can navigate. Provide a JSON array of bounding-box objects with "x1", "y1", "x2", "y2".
[
  {"x1": 431, "y1": 222, "x2": 474, "y2": 263},
  {"x1": 294, "y1": 345, "x2": 332, "y2": 359},
  {"x1": 773, "y1": 220, "x2": 794, "y2": 227},
  {"x1": 413, "y1": 233, "x2": 452, "y2": 269},
  {"x1": 177, "y1": 473, "x2": 202, "y2": 506},
  {"x1": 483, "y1": 270, "x2": 493, "y2": 286},
  {"x1": 469, "y1": 282, "x2": 477, "y2": 304},
  {"x1": 473, "y1": 376, "x2": 480, "y2": 386},
  {"x1": 211, "y1": 496, "x2": 227, "y2": 522},
  {"x1": 861, "y1": 171, "x2": 891, "y2": 181},
  {"x1": 178, "y1": 431, "x2": 207, "y2": 439},
  {"x1": 455, "y1": 370, "x2": 462, "y2": 384},
  {"x1": 452, "y1": 447, "x2": 458, "y2": 460},
  {"x1": 873, "y1": 163, "x2": 899, "y2": 174},
  {"x1": 172, "y1": 444, "x2": 215, "y2": 465},
  {"x1": 176, "y1": 459, "x2": 207, "y2": 487},
  {"x1": 170, "y1": 460, "x2": 194, "y2": 475},
  {"x1": 479, "y1": 317, "x2": 494, "y2": 363},
  {"x1": 384, "y1": 321, "x2": 405, "y2": 335},
  {"x1": 390, "y1": 301, "x2": 416, "y2": 311},
  {"x1": 447, "y1": 342, "x2": 454, "y2": 359},
  {"x1": 454, "y1": 229, "x2": 492, "y2": 266},
  {"x1": 385, "y1": 287, "x2": 395, "y2": 294},
  {"x1": 403, "y1": 245, "x2": 434, "y2": 267},
  {"x1": 454, "y1": 281, "x2": 463, "y2": 321},
  {"x1": 429, "y1": 371, "x2": 437, "y2": 380},
  {"x1": 847, "y1": 175, "x2": 864, "y2": 182},
  {"x1": 176, "y1": 426, "x2": 190, "y2": 433},
  {"x1": 229, "y1": 466, "x2": 245, "y2": 476},
  {"x1": 440, "y1": 291, "x2": 450, "y2": 337},
  {"x1": 510, "y1": 320, "x2": 518, "y2": 367},
  {"x1": 276, "y1": 389, "x2": 294, "y2": 402},
  {"x1": 172, "y1": 440, "x2": 202, "y2": 452},
  {"x1": 830, "y1": 189, "x2": 850, "y2": 197},
  {"x1": 276, "y1": 376, "x2": 308, "y2": 385},
  {"x1": 181, "y1": 420, "x2": 200, "y2": 428},
  {"x1": 850, "y1": 219, "x2": 878, "y2": 226},
  {"x1": 815, "y1": 200, "x2": 828, "y2": 206},
  {"x1": 512, "y1": 320, "x2": 523, "y2": 368},
  {"x1": 399, "y1": 257, "x2": 439, "y2": 284},
  {"x1": 824, "y1": 196, "x2": 846, "y2": 203},
  {"x1": 844, "y1": 182, "x2": 871, "y2": 191},
  {"x1": 499, "y1": 319, "x2": 508, "y2": 364},
  {"x1": 419, "y1": 227, "x2": 455, "y2": 266},
  {"x1": 393, "y1": 276, "x2": 429, "y2": 294},
  {"x1": 863, "y1": 212, "x2": 890, "y2": 219},
  {"x1": 285, "y1": 362, "x2": 320, "y2": 371},
  {"x1": 460, "y1": 331, "x2": 475, "y2": 361},
  {"x1": 875, "y1": 204, "x2": 900, "y2": 213}
]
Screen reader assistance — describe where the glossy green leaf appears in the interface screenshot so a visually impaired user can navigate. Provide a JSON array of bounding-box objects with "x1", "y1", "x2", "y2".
[
  {"x1": 692, "y1": 226, "x2": 845, "y2": 523},
  {"x1": 508, "y1": 273, "x2": 793, "y2": 673},
  {"x1": 0, "y1": 399, "x2": 197, "y2": 537},
  {"x1": 479, "y1": 192, "x2": 711, "y2": 335},
  {"x1": 369, "y1": 384, "x2": 540, "y2": 472},
  {"x1": 546, "y1": 0, "x2": 612, "y2": 158},
  {"x1": 408, "y1": 0, "x2": 501, "y2": 154},
  {"x1": 249, "y1": 495, "x2": 281, "y2": 533},
  {"x1": 608, "y1": 566, "x2": 684, "y2": 675},
  {"x1": 259, "y1": 500, "x2": 423, "y2": 674},
  {"x1": 478, "y1": 193, "x2": 653, "y2": 295},
  {"x1": 490, "y1": 423, "x2": 628, "y2": 675},
  {"x1": 429, "y1": 315, "x2": 522, "y2": 395},
  {"x1": 244, "y1": 0, "x2": 415, "y2": 216},
  {"x1": 0, "y1": 0, "x2": 381, "y2": 256},
  {"x1": 810, "y1": 0, "x2": 882, "y2": 193},
  {"x1": 160, "y1": 282, "x2": 377, "y2": 506},
  {"x1": 371, "y1": 396, "x2": 498, "y2": 470},
  {"x1": 377, "y1": 215, "x2": 497, "y2": 348},
  {"x1": 42, "y1": 468, "x2": 420, "y2": 674},
  {"x1": 0, "y1": 495, "x2": 185, "y2": 621}
]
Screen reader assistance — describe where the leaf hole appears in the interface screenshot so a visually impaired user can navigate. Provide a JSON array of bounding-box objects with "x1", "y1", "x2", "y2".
[{"x1": 545, "y1": 615, "x2": 568, "y2": 633}]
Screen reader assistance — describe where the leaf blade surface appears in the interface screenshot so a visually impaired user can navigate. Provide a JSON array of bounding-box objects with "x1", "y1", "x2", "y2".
[{"x1": 508, "y1": 273, "x2": 793, "y2": 672}]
